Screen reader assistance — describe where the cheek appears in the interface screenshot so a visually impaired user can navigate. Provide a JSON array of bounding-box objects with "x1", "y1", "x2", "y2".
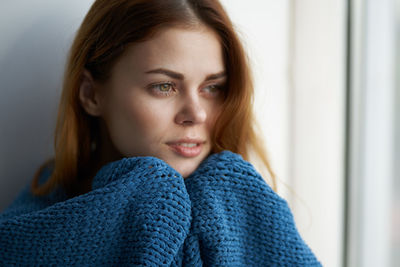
[
  {"x1": 106, "y1": 97, "x2": 171, "y2": 144},
  {"x1": 206, "y1": 102, "x2": 223, "y2": 129},
  {"x1": 126, "y1": 102, "x2": 160, "y2": 130}
]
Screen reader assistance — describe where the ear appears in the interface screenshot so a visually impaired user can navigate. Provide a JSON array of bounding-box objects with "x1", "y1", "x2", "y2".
[{"x1": 79, "y1": 69, "x2": 103, "y2": 116}]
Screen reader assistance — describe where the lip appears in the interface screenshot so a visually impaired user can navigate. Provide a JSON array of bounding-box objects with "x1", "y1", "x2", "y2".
[{"x1": 166, "y1": 138, "x2": 205, "y2": 158}]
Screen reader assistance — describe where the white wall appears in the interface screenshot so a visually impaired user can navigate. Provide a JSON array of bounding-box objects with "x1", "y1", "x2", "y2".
[
  {"x1": 289, "y1": 1, "x2": 346, "y2": 266},
  {"x1": 0, "y1": 0, "x2": 94, "y2": 211}
]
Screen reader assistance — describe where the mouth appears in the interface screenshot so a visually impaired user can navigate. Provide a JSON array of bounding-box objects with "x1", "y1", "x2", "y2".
[{"x1": 166, "y1": 139, "x2": 205, "y2": 158}]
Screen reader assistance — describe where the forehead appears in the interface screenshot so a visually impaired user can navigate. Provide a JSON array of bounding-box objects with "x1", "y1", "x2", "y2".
[{"x1": 115, "y1": 26, "x2": 225, "y2": 75}]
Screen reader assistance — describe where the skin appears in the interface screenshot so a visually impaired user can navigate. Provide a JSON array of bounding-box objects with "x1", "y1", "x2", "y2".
[{"x1": 79, "y1": 25, "x2": 226, "y2": 178}]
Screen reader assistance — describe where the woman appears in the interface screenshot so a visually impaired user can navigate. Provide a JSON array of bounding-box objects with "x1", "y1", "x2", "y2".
[{"x1": 0, "y1": 0, "x2": 321, "y2": 266}]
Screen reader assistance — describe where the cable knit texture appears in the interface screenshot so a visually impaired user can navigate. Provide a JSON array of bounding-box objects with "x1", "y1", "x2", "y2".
[{"x1": 0, "y1": 151, "x2": 321, "y2": 266}]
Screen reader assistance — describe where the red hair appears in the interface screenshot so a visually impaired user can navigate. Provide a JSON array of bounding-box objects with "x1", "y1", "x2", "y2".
[{"x1": 31, "y1": 0, "x2": 277, "y2": 196}]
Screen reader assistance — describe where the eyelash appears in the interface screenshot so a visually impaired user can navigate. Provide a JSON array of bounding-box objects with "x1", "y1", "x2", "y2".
[{"x1": 148, "y1": 82, "x2": 224, "y2": 97}]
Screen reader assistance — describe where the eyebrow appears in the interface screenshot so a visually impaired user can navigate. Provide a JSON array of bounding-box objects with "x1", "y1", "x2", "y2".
[{"x1": 145, "y1": 68, "x2": 226, "y2": 81}]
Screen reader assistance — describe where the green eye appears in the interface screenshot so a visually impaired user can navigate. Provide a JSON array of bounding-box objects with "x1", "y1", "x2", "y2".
[
  {"x1": 206, "y1": 85, "x2": 218, "y2": 92},
  {"x1": 149, "y1": 82, "x2": 176, "y2": 96},
  {"x1": 204, "y1": 84, "x2": 223, "y2": 93},
  {"x1": 159, "y1": 83, "x2": 172, "y2": 92}
]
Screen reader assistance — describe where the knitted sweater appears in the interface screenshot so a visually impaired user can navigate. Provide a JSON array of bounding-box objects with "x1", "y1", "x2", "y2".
[{"x1": 0, "y1": 151, "x2": 321, "y2": 266}]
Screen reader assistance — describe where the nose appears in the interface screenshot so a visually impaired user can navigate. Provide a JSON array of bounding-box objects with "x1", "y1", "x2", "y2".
[{"x1": 174, "y1": 92, "x2": 207, "y2": 126}]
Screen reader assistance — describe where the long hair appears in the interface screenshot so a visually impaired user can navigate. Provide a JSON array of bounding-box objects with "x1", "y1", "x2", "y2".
[{"x1": 31, "y1": 0, "x2": 277, "y2": 197}]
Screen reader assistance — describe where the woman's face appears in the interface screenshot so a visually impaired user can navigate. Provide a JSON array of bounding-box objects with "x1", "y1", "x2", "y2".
[{"x1": 93, "y1": 26, "x2": 226, "y2": 177}]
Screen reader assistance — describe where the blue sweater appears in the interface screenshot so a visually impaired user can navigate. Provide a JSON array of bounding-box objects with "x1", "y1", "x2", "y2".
[{"x1": 0, "y1": 151, "x2": 321, "y2": 266}]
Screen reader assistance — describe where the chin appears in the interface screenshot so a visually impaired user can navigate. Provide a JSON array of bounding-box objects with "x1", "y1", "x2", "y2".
[
  {"x1": 162, "y1": 151, "x2": 211, "y2": 178},
  {"x1": 169, "y1": 161, "x2": 200, "y2": 178},
  {"x1": 175, "y1": 166, "x2": 196, "y2": 178}
]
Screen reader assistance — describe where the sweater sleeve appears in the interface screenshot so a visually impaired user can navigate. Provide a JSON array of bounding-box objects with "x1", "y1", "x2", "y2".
[
  {"x1": 182, "y1": 151, "x2": 322, "y2": 267},
  {"x1": 0, "y1": 166, "x2": 69, "y2": 220},
  {"x1": 0, "y1": 157, "x2": 191, "y2": 266}
]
